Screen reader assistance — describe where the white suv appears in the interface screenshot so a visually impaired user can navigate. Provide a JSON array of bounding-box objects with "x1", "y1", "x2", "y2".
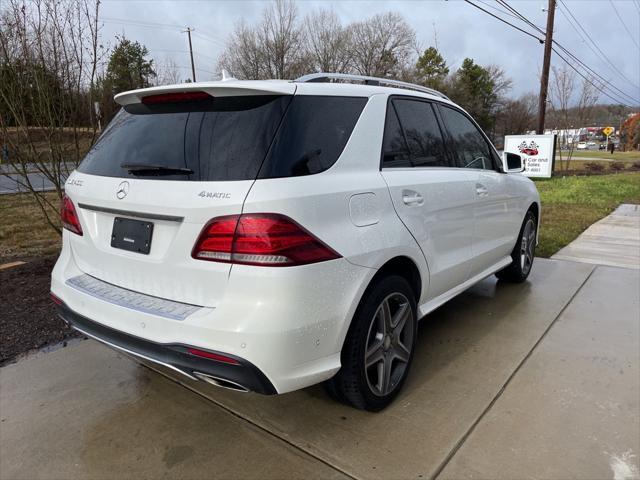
[{"x1": 51, "y1": 73, "x2": 540, "y2": 411}]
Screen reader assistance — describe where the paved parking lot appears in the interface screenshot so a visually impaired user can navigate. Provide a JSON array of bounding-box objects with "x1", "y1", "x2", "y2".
[{"x1": 2, "y1": 257, "x2": 638, "y2": 479}]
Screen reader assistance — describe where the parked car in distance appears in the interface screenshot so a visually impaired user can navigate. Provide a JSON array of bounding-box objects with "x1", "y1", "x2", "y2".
[
  {"x1": 51, "y1": 73, "x2": 541, "y2": 411},
  {"x1": 576, "y1": 142, "x2": 588, "y2": 150}
]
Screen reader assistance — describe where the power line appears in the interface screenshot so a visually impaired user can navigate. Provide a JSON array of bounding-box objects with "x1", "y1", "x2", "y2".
[
  {"x1": 466, "y1": 0, "x2": 638, "y2": 107},
  {"x1": 191, "y1": 31, "x2": 226, "y2": 47},
  {"x1": 150, "y1": 48, "x2": 217, "y2": 63},
  {"x1": 102, "y1": 17, "x2": 183, "y2": 32},
  {"x1": 495, "y1": 0, "x2": 546, "y2": 33},
  {"x1": 608, "y1": 0, "x2": 640, "y2": 50},
  {"x1": 498, "y1": 0, "x2": 639, "y2": 105},
  {"x1": 557, "y1": 0, "x2": 639, "y2": 90},
  {"x1": 462, "y1": 0, "x2": 544, "y2": 43},
  {"x1": 552, "y1": 46, "x2": 633, "y2": 108},
  {"x1": 473, "y1": 0, "x2": 522, "y2": 20}
]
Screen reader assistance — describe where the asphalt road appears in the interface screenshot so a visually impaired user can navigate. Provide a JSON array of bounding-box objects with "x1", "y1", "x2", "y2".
[{"x1": 0, "y1": 172, "x2": 65, "y2": 194}]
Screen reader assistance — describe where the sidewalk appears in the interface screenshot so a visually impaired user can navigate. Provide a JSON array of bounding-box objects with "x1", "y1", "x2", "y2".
[
  {"x1": 553, "y1": 204, "x2": 640, "y2": 269},
  {"x1": 2, "y1": 258, "x2": 638, "y2": 479}
]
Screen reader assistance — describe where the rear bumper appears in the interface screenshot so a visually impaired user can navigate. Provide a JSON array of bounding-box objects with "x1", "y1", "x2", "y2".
[
  {"x1": 51, "y1": 236, "x2": 376, "y2": 393},
  {"x1": 55, "y1": 301, "x2": 277, "y2": 395}
]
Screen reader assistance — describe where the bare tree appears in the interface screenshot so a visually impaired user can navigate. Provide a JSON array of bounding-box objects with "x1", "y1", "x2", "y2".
[
  {"x1": 547, "y1": 64, "x2": 600, "y2": 171},
  {"x1": 575, "y1": 74, "x2": 601, "y2": 128},
  {"x1": 348, "y1": 12, "x2": 417, "y2": 78},
  {"x1": 495, "y1": 93, "x2": 537, "y2": 142},
  {"x1": 0, "y1": 0, "x2": 104, "y2": 233},
  {"x1": 156, "y1": 57, "x2": 183, "y2": 86},
  {"x1": 218, "y1": 21, "x2": 264, "y2": 80},
  {"x1": 549, "y1": 65, "x2": 574, "y2": 130},
  {"x1": 219, "y1": 0, "x2": 309, "y2": 79},
  {"x1": 260, "y1": 0, "x2": 309, "y2": 78},
  {"x1": 304, "y1": 9, "x2": 352, "y2": 73}
]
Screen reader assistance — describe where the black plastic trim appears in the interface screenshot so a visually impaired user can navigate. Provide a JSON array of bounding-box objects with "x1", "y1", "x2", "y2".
[{"x1": 55, "y1": 302, "x2": 277, "y2": 395}]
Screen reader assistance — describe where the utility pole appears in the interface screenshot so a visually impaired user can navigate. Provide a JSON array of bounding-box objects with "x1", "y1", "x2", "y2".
[
  {"x1": 182, "y1": 27, "x2": 196, "y2": 82},
  {"x1": 537, "y1": 0, "x2": 556, "y2": 134}
]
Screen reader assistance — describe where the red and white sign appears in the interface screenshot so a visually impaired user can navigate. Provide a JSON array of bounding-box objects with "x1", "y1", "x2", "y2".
[{"x1": 504, "y1": 134, "x2": 555, "y2": 178}]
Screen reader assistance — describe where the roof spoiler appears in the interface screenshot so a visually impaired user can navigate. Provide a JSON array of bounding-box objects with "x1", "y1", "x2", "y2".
[{"x1": 114, "y1": 81, "x2": 297, "y2": 106}]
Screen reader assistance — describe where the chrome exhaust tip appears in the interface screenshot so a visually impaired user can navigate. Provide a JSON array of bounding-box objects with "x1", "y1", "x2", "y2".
[{"x1": 193, "y1": 372, "x2": 250, "y2": 392}]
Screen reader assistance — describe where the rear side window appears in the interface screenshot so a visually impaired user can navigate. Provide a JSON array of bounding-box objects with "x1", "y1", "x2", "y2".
[
  {"x1": 381, "y1": 98, "x2": 448, "y2": 168},
  {"x1": 439, "y1": 106, "x2": 496, "y2": 171},
  {"x1": 79, "y1": 96, "x2": 291, "y2": 181},
  {"x1": 258, "y1": 96, "x2": 367, "y2": 178}
]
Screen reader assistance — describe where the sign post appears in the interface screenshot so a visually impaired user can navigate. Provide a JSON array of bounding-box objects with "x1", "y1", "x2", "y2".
[
  {"x1": 504, "y1": 134, "x2": 556, "y2": 178},
  {"x1": 603, "y1": 126, "x2": 614, "y2": 151}
]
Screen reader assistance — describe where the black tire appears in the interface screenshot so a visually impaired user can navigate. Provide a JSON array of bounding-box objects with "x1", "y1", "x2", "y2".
[
  {"x1": 324, "y1": 275, "x2": 417, "y2": 411},
  {"x1": 496, "y1": 211, "x2": 537, "y2": 283}
]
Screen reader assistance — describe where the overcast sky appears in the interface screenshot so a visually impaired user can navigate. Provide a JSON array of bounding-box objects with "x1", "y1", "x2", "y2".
[{"x1": 99, "y1": 0, "x2": 640, "y2": 105}]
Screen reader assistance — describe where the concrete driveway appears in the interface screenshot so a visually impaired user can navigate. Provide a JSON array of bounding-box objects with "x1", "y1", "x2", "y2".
[{"x1": 1, "y1": 258, "x2": 639, "y2": 479}]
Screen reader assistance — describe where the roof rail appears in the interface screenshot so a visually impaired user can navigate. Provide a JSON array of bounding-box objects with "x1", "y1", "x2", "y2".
[{"x1": 294, "y1": 72, "x2": 449, "y2": 100}]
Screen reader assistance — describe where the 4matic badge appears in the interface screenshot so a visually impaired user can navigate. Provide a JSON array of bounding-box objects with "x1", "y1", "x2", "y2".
[{"x1": 199, "y1": 191, "x2": 231, "y2": 199}]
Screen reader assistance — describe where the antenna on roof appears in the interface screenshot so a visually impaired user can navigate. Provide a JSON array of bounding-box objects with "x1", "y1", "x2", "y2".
[{"x1": 220, "y1": 69, "x2": 236, "y2": 82}]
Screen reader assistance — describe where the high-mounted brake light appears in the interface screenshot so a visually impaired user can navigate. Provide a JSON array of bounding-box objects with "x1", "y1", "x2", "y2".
[
  {"x1": 192, "y1": 213, "x2": 341, "y2": 267},
  {"x1": 61, "y1": 194, "x2": 83, "y2": 236},
  {"x1": 141, "y1": 91, "x2": 211, "y2": 105}
]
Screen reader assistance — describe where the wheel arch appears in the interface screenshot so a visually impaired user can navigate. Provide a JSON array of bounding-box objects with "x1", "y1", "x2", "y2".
[
  {"x1": 527, "y1": 201, "x2": 540, "y2": 243},
  {"x1": 371, "y1": 256, "x2": 422, "y2": 304}
]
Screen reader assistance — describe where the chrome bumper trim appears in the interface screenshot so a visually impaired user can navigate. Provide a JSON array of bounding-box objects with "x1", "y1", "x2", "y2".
[
  {"x1": 70, "y1": 325, "x2": 199, "y2": 381},
  {"x1": 66, "y1": 274, "x2": 202, "y2": 321}
]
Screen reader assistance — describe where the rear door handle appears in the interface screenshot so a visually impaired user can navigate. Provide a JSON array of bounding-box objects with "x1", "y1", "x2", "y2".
[
  {"x1": 402, "y1": 190, "x2": 424, "y2": 206},
  {"x1": 475, "y1": 183, "x2": 489, "y2": 197}
]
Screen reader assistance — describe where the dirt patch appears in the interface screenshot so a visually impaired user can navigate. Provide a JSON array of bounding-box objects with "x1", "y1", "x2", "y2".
[{"x1": 0, "y1": 256, "x2": 79, "y2": 365}]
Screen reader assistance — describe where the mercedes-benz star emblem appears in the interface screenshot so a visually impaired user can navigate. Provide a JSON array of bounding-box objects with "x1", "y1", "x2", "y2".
[{"x1": 116, "y1": 181, "x2": 129, "y2": 200}]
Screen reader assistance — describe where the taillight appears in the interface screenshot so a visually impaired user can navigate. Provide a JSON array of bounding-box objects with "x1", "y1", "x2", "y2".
[
  {"x1": 192, "y1": 213, "x2": 341, "y2": 266},
  {"x1": 141, "y1": 91, "x2": 211, "y2": 105},
  {"x1": 61, "y1": 194, "x2": 83, "y2": 236}
]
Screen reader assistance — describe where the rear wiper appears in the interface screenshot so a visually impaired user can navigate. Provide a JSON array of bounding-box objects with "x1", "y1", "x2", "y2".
[{"x1": 121, "y1": 163, "x2": 194, "y2": 176}]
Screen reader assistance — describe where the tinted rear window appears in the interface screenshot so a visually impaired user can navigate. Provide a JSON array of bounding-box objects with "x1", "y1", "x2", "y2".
[
  {"x1": 78, "y1": 96, "x2": 291, "y2": 181},
  {"x1": 78, "y1": 95, "x2": 367, "y2": 181},
  {"x1": 258, "y1": 96, "x2": 367, "y2": 178}
]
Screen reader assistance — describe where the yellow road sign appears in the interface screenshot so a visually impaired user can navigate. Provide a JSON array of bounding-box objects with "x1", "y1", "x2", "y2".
[{"x1": 603, "y1": 126, "x2": 614, "y2": 136}]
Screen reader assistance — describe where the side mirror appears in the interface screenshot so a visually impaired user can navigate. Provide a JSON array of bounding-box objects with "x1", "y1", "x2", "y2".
[{"x1": 502, "y1": 152, "x2": 524, "y2": 173}]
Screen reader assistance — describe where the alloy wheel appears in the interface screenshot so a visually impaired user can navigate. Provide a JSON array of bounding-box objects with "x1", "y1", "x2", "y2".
[
  {"x1": 364, "y1": 292, "x2": 414, "y2": 397},
  {"x1": 520, "y1": 218, "x2": 536, "y2": 275}
]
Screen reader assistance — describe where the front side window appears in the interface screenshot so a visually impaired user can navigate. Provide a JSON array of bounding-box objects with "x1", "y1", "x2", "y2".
[
  {"x1": 439, "y1": 106, "x2": 496, "y2": 171},
  {"x1": 393, "y1": 99, "x2": 448, "y2": 168}
]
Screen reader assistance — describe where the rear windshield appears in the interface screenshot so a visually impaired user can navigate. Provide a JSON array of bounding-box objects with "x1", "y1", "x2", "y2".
[{"x1": 78, "y1": 95, "x2": 367, "y2": 181}]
